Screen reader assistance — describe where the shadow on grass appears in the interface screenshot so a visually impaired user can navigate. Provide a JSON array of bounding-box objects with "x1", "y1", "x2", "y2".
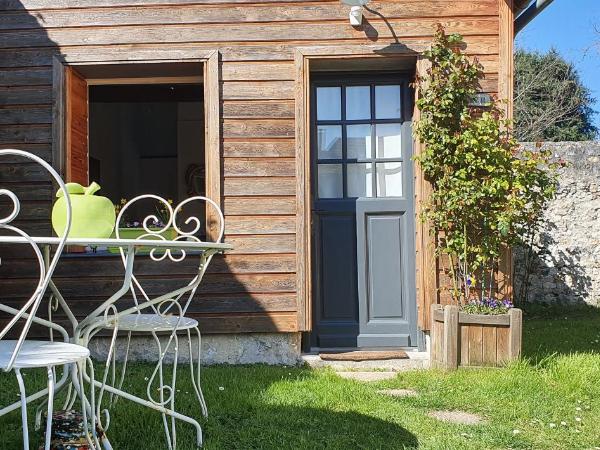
[
  {"x1": 202, "y1": 405, "x2": 418, "y2": 449},
  {"x1": 521, "y1": 304, "x2": 600, "y2": 363},
  {"x1": 0, "y1": 365, "x2": 418, "y2": 450}
]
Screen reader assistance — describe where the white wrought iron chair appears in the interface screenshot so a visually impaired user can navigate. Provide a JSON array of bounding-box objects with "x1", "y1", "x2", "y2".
[
  {"x1": 0, "y1": 149, "x2": 98, "y2": 450},
  {"x1": 92, "y1": 194, "x2": 224, "y2": 449}
]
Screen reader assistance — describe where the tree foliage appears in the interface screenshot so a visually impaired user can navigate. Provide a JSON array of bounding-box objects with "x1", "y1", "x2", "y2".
[
  {"x1": 514, "y1": 49, "x2": 597, "y2": 142},
  {"x1": 414, "y1": 25, "x2": 560, "y2": 304}
]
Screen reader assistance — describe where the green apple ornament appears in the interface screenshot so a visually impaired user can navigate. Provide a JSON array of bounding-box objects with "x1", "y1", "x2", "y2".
[{"x1": 52, "y1": 182, "x2": 116, "y2": 239}]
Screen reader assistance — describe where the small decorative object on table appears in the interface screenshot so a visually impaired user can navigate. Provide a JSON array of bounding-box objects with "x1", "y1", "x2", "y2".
[
  {"x1": 108, "y1": 198, "x2": 177, "y2": 253},
  {"x1": 52, "y1": 182, "x2": 116, "y2": 239}
]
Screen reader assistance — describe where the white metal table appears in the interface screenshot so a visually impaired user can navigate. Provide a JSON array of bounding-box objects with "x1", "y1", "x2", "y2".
[{"x1": 0, "y1": 236, "x2": 231, "y2": 449}]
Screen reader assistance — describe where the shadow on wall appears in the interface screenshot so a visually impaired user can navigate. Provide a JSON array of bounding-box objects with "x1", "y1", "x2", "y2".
[
  {"x1": 514, "y1": 141, "x2": 600, "y2": 308},
  {"x1": 515, "y1": 224, "x2": 593, "y2": 306},
  {"x1": 0, "y1": 1, "x2": 280, "y2": 359}
]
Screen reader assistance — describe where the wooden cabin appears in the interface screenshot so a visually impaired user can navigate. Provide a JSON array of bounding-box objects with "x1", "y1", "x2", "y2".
[{"x1": 0, "y1": 0, "x2": 533, "y2": 360}]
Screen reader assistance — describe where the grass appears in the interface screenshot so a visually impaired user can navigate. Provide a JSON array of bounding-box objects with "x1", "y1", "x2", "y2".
[{"x1": 1, "y1": 306, "x2": 600, "y2": 449}]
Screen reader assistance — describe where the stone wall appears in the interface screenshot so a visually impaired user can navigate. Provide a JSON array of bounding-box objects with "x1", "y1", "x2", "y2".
[{"x1": 514, "y1": 142, "x2": 600, "y2": 306}]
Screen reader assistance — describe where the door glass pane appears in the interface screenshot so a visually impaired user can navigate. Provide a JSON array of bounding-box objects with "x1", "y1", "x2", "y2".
[
  {"x1": 375, "y1": 85, "x2": 401, "y2": 119},
  {"x1": 376, "y1": 162, "x2": 402, "y2": 197},
  {"x1": 375, "y1": 123, "x2": 402, "y2": 159},
  {"x1": 346, "y1": 86, "x2": 370, "y2": 120},
  {"x1": 347, "y1": 163, "x2": 373, "y2": 198},
  {"x1": 347, "y1": 124, "x2": 372, "y2": 159},
  {"x1": 317, "y1": 125, "x2": 342, "y2": 159},
  {"x1": 317, "y1": 87, "x2": 341, "y2": 120},
  {"x1": 318, "y1": 164, "x2": 343, "y2": 198}
]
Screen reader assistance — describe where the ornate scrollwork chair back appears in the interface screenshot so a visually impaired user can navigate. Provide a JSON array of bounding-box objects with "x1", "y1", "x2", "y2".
[
  {"x1": 0, "y1": 149, "x2": 98, "y2": 450},
  {"x1": 0, "y1": 148, "x2": 72, "y2": 370},
  {"x1": 113, "y1": 194, "x2": 224, "y2": 315},
  {"x1": 96, "y1": 194, "x2": 224, "y2": 449}
]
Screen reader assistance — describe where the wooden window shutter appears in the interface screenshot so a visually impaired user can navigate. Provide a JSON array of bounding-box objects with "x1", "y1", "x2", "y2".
[{"x1": 65, "y1": 66, "x2": 88, "y2": 184}]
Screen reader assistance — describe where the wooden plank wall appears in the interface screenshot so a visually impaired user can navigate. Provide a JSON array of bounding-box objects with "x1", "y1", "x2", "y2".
[{"x1": 0, "y1": 0, "x2": 505, "y2": 334}]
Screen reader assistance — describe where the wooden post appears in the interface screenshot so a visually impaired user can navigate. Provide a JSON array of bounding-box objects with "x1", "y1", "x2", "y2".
[
  {"x1": 508, "y1": 308, "x2": 522, "y2": 360},
  {"x1": 430, "y1": 304, "x2": 442, "y2": 365},
  {"x1": 443, "y1": 305, "x2": 459, "y2": 370}
]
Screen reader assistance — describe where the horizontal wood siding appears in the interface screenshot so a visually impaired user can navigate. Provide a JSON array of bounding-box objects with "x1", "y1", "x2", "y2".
[{"x1": 0, "y1": 0, "x2": 503, "y2": 334}]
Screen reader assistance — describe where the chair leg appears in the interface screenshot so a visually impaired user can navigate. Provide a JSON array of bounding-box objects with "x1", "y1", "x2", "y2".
[
  {"x1": 14, "y1": 368, "x2": 29, "y2": 450},
  {"x1": 170, "y1": 333, "x2": 179, "y2": 450},
  {"x1": 44, "y1": 366, "x2": 55, "y2": 450},
  {"x1": 151, "y1": 332, "x2": 174, "y2": 450},
  {"x1": 189, "y1": 327, "x2": 208, "y2": 418},
  {"x1": 72, "y1": 359, "x2": 101, "y2": 449},
  {"x1": 112, "y1": 331, "x2": 132, "y2": 407}
]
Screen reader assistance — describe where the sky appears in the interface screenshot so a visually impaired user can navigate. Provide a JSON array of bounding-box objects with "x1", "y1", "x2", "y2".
[{"x1": 516, "y1": 0, "x2": 600, "y2": 129}]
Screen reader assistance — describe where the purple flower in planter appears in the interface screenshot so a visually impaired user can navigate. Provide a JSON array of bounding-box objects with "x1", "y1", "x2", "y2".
[
  {"x1": 462, "y1": 296, "x2": 513, "y2": 315},
  {"x1": 502, "y1": 298, "x2": 514, "y2": 308}
]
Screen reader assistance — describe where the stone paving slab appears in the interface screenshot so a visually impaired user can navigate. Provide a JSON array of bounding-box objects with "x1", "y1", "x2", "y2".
[{"x1": 428, "y1": 410, "x2": 486, "y2": 425}]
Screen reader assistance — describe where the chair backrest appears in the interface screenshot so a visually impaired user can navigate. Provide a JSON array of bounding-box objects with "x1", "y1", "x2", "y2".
[
  {"x1": 114, "y1": 195, "x2": 224, "y2": 316},
  {"x1": 0, "y1": 149, "x2": 72, "y2": 371}
]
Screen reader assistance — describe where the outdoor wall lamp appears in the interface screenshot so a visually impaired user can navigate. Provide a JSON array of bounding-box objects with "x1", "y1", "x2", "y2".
[{"x1": 341, "y1": 0, "x2": 370, "y2": 26}]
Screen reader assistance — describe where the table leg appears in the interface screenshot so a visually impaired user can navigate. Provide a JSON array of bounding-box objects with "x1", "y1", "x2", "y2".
[{"x1": 82, "y1": 371, "x2": 203, "y2": 448}]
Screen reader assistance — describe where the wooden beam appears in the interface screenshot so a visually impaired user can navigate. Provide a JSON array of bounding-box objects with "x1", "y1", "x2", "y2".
[
  {"x1": 204, "y1": 50, "x2": 222, "y2": 243},
  {"x1": 508, "y1": 307, "x2": 522, "y2": 359},
  {"x1": 52, "y1": 57, "x2": 66, "y2": 177},
  {"x1": 64, "y1": 66, "x2": 88, "y2": 185},
  {"x1": 498, "y1": 0, "x2": 514, "y2": 298},
  {"x1": 294, "y1": 48, "x2": 311, "y2": 332},
  {"x1": 498, "y1": 0, "x2": 514, "y2": 117},
  {"x1": 86, "y1": 76, "x2": 202, "y2": 85},
  {"x1": 414, "y1": 55, "x2": 438, "y2": 332},
  {"x1": 443, "y1": 305, "x2": 459, "y2": 370}
]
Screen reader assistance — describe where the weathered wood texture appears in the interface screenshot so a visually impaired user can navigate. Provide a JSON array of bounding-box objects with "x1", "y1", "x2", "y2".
[
  {"x1": 65, "y1": 66, "x2": 88, "y2": 184},
  {"x1": 431, "y1": 305, "x2": 522, "y2": 369},
  {"x1": 0, "y1": 0, "x2": 508, "y2": 335}
]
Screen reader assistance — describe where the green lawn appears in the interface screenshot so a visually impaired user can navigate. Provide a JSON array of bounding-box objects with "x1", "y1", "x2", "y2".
[{"x1": 1, "y1": 306, "x2": 600, "y2": 449}]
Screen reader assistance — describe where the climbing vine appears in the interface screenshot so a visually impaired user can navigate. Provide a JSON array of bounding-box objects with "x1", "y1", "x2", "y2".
[{"x1": 414, "y1": 25, "x2": 560, "y2": 305}]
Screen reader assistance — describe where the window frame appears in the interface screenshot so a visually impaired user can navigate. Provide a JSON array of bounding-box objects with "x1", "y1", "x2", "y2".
[
  {"x1": 52, "y1": 51, "x2": 222, "y2": 252},
  {"x1": 310, "y1": 72, "x2": 411, "y2": 200}
]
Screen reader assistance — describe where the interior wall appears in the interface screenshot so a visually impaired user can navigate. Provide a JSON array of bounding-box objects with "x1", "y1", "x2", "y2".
[
  {"x1": 89, "y1": 97, "x2": 204, "y2": 211},
  {"x1": 177, "y1": 101, "x2": 204, "y2": 200}
]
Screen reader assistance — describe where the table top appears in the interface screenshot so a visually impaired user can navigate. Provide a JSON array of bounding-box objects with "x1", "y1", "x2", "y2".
[{"x1": 0, "y1": 236, "x2": 232, "y2": 251}]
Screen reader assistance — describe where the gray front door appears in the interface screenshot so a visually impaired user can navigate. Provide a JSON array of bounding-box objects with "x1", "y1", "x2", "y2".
[{"x1": 311, "y1": 75, "x2": 417, "y2": 348}]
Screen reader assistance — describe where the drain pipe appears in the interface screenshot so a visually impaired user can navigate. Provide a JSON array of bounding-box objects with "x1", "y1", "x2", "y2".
[{"x1": 514, "y1": 0, "x2": 554, "y2": 34}]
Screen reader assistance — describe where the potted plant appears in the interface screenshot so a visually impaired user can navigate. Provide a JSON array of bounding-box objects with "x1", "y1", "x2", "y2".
[
  {"x1": 108, "y1": 198, "x2": 178, "y2": 254},
  {"x1": 414, "y1": 26, "x2": 560, "y2": 369}
]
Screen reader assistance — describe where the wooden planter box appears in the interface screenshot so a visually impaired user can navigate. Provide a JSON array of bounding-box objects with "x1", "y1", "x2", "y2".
[{"x1": 430, "y1": 304, "x2": 522, "y2": 369}]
